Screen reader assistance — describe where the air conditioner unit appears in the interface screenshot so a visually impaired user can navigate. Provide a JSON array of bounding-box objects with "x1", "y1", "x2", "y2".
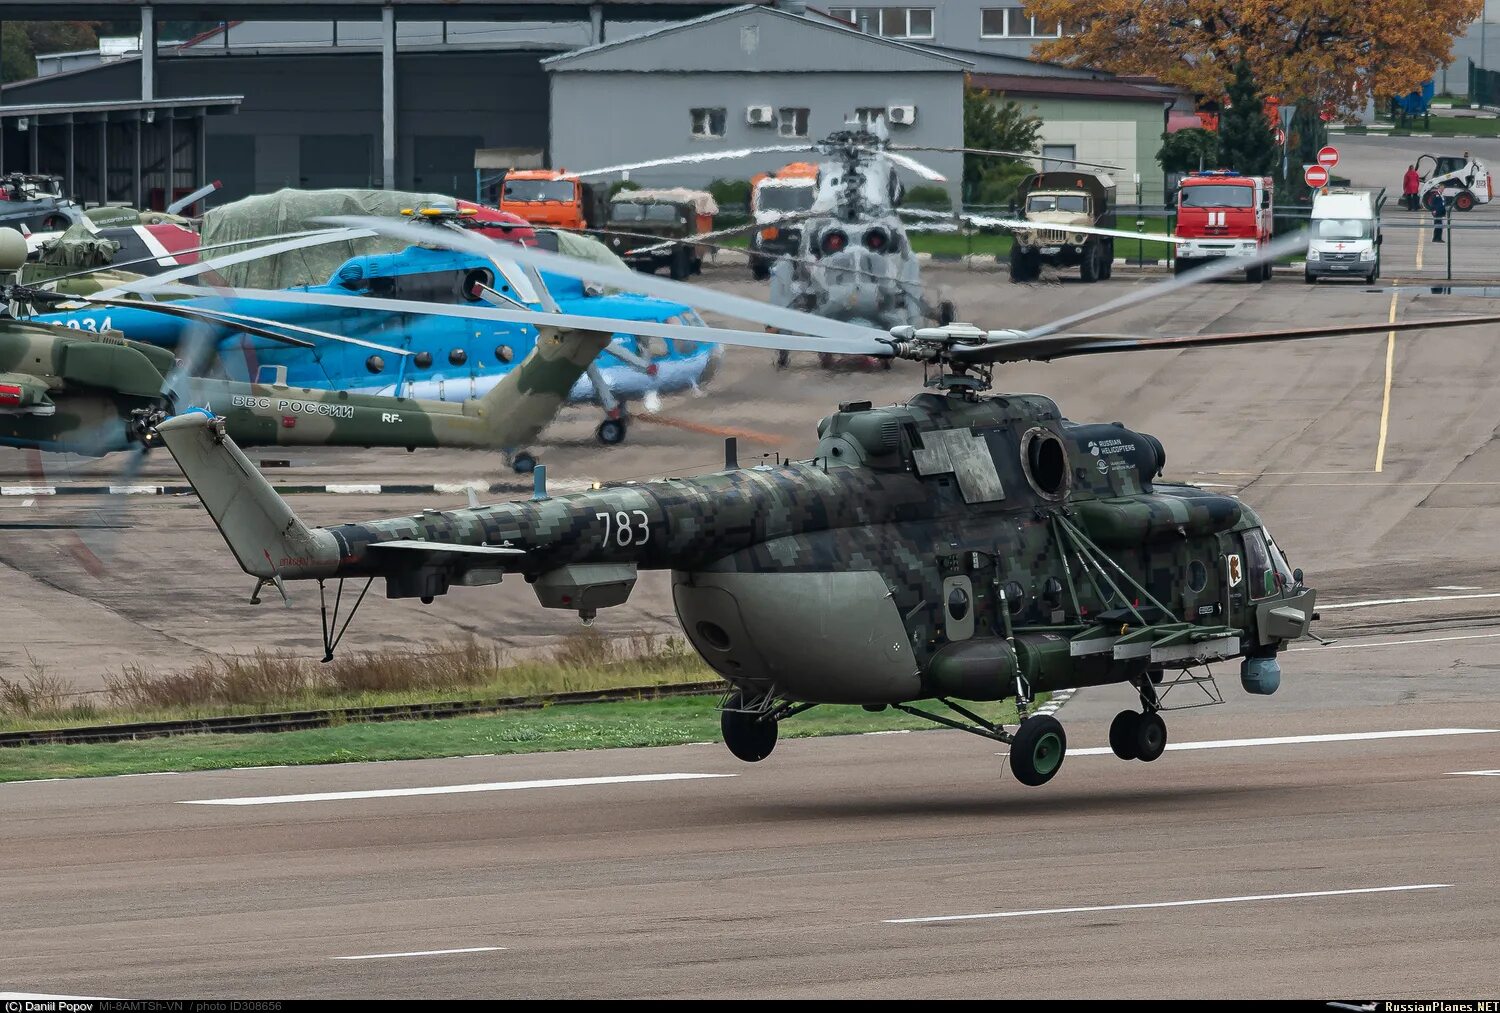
[
  {"x1": 887, "y1": 105, "x2": 917, "y2": 126},
  {"x1": 747, "y1": 105, "x2": 774, "y2": 126}
]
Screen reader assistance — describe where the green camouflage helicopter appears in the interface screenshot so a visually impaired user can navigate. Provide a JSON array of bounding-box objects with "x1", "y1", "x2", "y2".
[
  {"x1": 151, "y1": 219, "x2": 1500, "y2": 787},
  {"x1": 0, "y1": 226, "x2": 641, "y2": 465}
]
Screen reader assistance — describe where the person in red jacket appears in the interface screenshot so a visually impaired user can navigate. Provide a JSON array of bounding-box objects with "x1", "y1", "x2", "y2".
[{"x1": 1403, "y1": 165, "x2": 1421, "y2": 211}]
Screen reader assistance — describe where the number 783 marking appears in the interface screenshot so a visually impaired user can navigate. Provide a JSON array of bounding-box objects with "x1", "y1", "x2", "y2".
[{"x1": 596, "y1": 510, "x2": 651, "y2": 547}]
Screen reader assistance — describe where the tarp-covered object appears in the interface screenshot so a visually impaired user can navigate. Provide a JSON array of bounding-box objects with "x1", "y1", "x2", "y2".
[
  {"x1": 610, "y1": 188, "x2": 719, "y2": 216},
  {"x1": 199, "y1": 188, "x2": 466, "y2": 289}
]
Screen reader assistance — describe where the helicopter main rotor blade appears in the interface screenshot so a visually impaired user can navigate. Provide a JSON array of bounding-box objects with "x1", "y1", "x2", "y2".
[
  {"x1": 879, "y1": 150, "x2": 946, "y2": 182},
  {"x1": 891, "y1": 145, "x2": 1124, "y2": 172},
  {"x1": 562, "y1": 146, "x2": 816, "y2": 178},
  {"x1": 940, "y1": 212, "x2": 1191, "y2": 248},
  {"x1": 1021, "y1": 229, "x2": 1312, "y2": 341},
  {"x1": 28, "y1": 287, "x2": 413, "y2": 357},
  {"x1": 20, "y1": 288, "x2": 313, "y2": 350},
  {"x1": 39, "y1": 228, "x2": 356, "y2": 285},
  {"x1": 320, "y1": 214, "x2": 890, "y2": 345},
  {"x1": 95, "y1": 227, "x2": 377, "y2": 298},
  {"x1": 961, "y1": 313, "x2": 1500, "y2": 363},
  {"x1": 144, "y1": 280, "x2": 890, "y2": 357}
]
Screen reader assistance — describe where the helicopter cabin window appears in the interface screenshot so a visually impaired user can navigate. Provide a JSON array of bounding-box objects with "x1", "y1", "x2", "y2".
[
  {"x1": 690, "y1": 108, "x2": 726, "y2": 140},
  {"x1": 777, "y1": 108, "x2": 810, "y2": 139},
  {"x1": 1243, "y1": 529, "x2": 1283, "y2": 600}
]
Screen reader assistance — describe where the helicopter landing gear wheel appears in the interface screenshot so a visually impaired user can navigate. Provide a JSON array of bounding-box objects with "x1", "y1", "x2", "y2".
[
  {"x1": 938, "y1": 299, "x2": 957, "y2": 325},
  {"x1": 596, "y1": 417, "x2": 627, "y2": 445},
  {"x1": 1108, "y1": 710, "x2": 1140, "y2": 760},
  {"x1": 774, "y1": 349, "x2": 790, "y2": 370},
  {"x1": 1009, "y1": 714, "x2": 1067, "y2": 787},
  {"x1": 510, "y1": 451, "x2": 537, "y2": 475},
  {"x1": 1133, "y1": 711, "x2": 1167, "y2": 762},
  {"x1": 721, "y1": 695, "x2": 778, "y2": 763}
]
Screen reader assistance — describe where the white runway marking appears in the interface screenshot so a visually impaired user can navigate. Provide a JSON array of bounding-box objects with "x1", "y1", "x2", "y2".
[
  {"x1": 1320, "y1": 591, "x2": 1500, "y2": 610},
  {"x1": 885, "y1": 884, "x2": 1452, "y2": 924},
  {"x1": 1289, "y1": 632, "x2": 1500, "y2": 651},
  {"x1": 1448, "y1": 769, "x2": 1500, "y2": 776},
  {"x1": 1018, "y1": 728, "x2": 1495, "y2": 759},
  {"x1": 177, "y1": 771, "x2": 736, "y2": 806},
  {"x1": 333, "y1": 946, "x2": 506, "y2": 961}
]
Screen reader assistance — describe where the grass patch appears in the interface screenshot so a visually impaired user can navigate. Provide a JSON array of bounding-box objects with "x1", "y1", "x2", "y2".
[
  {"x1": 0, "y1": 694, "x2": 1039, "y2": 782},
  {"x1": 0, "y1": 633, "x2": 714, "y2": 733}
]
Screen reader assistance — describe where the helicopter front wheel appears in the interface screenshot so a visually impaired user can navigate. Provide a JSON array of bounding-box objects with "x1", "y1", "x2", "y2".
[
  {"x1": 510, "y1": 450, "x2": 538, "y2": 475},
  {"x1": 597, "y1": 417, "x2": 628, "y2": 445},
  {"x1": 1009, "y1": 714, "x2": 1067, "y2": 786},
  {"x1": 721, "y1": 695, "x2": 778, "y2": 762}
]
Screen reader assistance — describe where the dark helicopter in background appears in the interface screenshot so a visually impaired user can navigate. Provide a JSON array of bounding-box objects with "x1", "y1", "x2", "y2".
[{"x1": 148, "y1": 218, "x2": 1500, "y2": 789}]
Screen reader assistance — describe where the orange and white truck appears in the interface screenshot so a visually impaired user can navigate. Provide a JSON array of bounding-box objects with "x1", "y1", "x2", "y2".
[
  {"x1": 496, "y1": 169, "x2": 607, "y2": 230},
  {"x1": 1173, "y1": 170, "x2": 1276, "y2": 282},
  {"x1": 747, "y1": 162, "x2": 819, "y2": 280}
]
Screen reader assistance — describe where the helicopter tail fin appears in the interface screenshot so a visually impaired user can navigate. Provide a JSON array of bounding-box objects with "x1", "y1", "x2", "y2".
[
  {"x1": 155, "y1": 410, "x2": 340, "y2": 581},
  {"x1": 463, "y1": 325, "x2": 614, "y2": 448}
]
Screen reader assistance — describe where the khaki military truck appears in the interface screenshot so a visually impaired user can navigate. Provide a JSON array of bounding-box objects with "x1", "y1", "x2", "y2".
[
  {"x1": 600, "y1": 188, "x2": 718, "y2": 279},
  {"x1": 1008, "y1": 171, "x2": 1116, "y2": 283}
]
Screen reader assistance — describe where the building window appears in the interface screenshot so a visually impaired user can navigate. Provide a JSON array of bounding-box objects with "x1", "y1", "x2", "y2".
[
  {"x1": 981, "y1": 5, "x2": 1063, "y2": 38},
  {"x1": 1042, "y1": 144, "x2": 1077, "y2": 172},
  {"x1": 691, "y1": 107, "x2": 726, "y2": 139},
  {"x1": 777, "y1": 107, "x2": 810, "y2": 138},
  {"x1": 829, "y1": 7, "x2": 934, "y2": 39},
  {"x1": 855, "y1": 107, "x2": 887, "y2": 128}
]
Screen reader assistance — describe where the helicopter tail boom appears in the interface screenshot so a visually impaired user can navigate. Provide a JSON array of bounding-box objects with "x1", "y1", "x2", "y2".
[{"x1": 155, "y1": 410, "x2": 341, "y2": 581}]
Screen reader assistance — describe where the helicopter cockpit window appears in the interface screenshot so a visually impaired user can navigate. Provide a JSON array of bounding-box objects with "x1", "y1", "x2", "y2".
[
  {"x1": 947, "y1": 586, "x2": 970, "y2": 622},
  {"x1": 1243, "y1": 529, "x2": 1279, "y2": 599},
  {"x1": 1026, "y1": 194, "x2": 1089, "y2": 214}
]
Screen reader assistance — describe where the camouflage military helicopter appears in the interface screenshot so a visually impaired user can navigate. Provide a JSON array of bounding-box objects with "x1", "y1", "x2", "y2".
[
  {"x1": 0, "y1": 226, "x2": 650, "y2": 467},
  {"x1": 150, "y1": 218, "x2": 1500, "y2": 788}
]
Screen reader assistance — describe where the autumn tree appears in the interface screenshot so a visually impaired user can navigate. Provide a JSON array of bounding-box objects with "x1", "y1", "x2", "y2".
[
  {"x1": 1, "y1": 21, "x2": 102, "y2": 83},
  {"x1": 1027, "y1": 0, "x2": 1480, "y2": 116},
  {"x1": 1218, "y1": 61, "x2": 1277, "y2": 175}
]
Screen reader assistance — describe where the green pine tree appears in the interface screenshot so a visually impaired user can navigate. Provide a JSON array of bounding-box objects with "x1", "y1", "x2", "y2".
[{"x1": 1217, "y1": 61, "x2": 1277, "y2": 177}]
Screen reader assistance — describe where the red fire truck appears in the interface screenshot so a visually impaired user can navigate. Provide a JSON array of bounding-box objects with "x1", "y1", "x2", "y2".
[{"x1": 1173, "y1": 171, "x2": 1275, "y2": 282}]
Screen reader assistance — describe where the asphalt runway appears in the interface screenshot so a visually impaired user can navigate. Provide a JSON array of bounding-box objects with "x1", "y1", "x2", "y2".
[{"x1": 2, "y1": 691, "x2": 1497, "y2": 998}]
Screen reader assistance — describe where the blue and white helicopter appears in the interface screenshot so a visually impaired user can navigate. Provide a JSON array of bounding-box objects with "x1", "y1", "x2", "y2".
[{"x1": 34, "y1": 214, "x2": 720, "y2": 460}]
